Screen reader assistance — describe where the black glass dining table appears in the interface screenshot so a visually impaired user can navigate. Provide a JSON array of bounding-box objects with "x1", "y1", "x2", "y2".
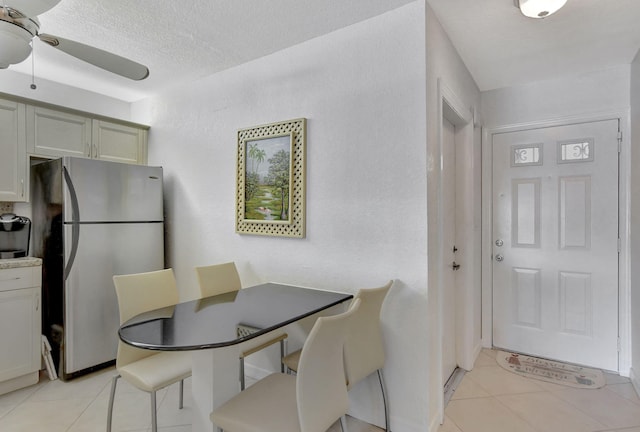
[{"x1": 119, "y1": 282, "x2": 353, "y2": 432}]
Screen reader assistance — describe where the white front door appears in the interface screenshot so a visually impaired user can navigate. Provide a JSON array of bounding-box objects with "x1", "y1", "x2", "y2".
[
  {"x1": 492, "y1": 119, "x2": 619, "y2": 371},
  {"x1": 442, "y1": 117, "x2": 458, "y2": 382}
]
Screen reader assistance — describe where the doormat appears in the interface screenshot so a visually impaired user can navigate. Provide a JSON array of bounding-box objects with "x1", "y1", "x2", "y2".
[{"x1": 496, "y1": 350, "x2": 605, "y2": 389}]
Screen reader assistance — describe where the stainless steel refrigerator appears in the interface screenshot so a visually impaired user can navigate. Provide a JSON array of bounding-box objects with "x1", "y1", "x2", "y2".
[{"x1": 31, "y1": 157, "x2": 165, "y2": 380}]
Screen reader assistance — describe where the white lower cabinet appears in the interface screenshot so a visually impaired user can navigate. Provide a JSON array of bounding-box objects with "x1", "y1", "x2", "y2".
[{"x1": 0, "y1": 265, "x2": 42, "y2": 395}]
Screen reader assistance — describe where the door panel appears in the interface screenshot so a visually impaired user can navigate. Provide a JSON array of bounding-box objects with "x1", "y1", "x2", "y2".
[
  {"x1": 63, "y1": 157, "x2": 163, "y2": 223},
  {"x1": 63, "y1": 222, "x2": 164, "y2": 374},
  {"x1": 492, "y1": 119, "x2": 618, "y2": 371}
]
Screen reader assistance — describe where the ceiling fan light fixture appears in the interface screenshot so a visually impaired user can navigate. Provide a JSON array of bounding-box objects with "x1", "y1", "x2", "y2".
[
  {"x1": 517, "y1": 0, "x2": 567, "y2": 18},
  {"x1": 0, "y1": 20, "x2": 33, "y2": 68},
  {"x1": 11, "y1": 0, "x2": 61, "y2": 17}
]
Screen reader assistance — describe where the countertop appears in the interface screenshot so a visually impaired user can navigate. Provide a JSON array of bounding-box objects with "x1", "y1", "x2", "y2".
[{"x1": 0, "y1": 257, "x2": 42, "y2": 269}]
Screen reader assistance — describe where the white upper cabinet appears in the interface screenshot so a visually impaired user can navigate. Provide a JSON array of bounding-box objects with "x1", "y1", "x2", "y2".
[
  {"x1": 0, "y1": 97, "x2": 148, "y2": 204},
  {"x1": 0, "y1": 99, "x2": 27, "y2": 202},
  {"x1": 26, "y1": 106, "x2": 148, "y2": 165},
  {"x1": 26, "y1": 106, "x2": 92, "y2": 158},
  {"x1": 92, "y1": 120, "x2": 147, "y2": 165}
]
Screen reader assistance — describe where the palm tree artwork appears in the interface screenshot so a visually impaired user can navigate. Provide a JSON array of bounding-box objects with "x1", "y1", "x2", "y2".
[{"x1": 244, "y1": 134, "x2": 292, "y2": 221}]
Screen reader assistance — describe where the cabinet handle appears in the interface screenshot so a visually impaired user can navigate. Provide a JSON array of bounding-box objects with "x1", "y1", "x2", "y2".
[
  {"x1": 21, "y1": 179, "x2": 24, "y2": 197},
  {"x1": 87, "y1": 143, "x2": 91, "y2": 157},
  {"x1": 94, "y1": 143, "x2": 98, "y2": 158},
  {"x1": 35, "y1": 293, "x2": 40, "y2": 312}
]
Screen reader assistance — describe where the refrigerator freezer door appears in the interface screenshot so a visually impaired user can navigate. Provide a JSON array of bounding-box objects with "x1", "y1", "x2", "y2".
[
  {"x1": 63, "y1": 222, "x2": 164, "y2": 375},
  {"x1": 62, "y1": 157, "x2": 163, "y2": 223}
]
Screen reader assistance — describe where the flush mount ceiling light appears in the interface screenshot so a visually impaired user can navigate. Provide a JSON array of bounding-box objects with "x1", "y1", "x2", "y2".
[{"x1": 516, "y1": 0, "x2": 567, "y2": 18}]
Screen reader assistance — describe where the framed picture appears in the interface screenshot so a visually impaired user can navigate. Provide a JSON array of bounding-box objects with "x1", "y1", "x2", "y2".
[{"x1": 236, "y1": 118, "x2": 306, "y2": 237}]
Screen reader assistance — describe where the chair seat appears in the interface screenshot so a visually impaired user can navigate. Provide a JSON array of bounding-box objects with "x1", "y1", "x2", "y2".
[
  {"x1": 119, "y1": 351, "x2": 191, "y2": 392},
  {"x1": 282, "y1": 348, "x2": 301, "y2": 372},
  {"x1": 211, "y1": 373, "x2": 301, "y2": 432}
]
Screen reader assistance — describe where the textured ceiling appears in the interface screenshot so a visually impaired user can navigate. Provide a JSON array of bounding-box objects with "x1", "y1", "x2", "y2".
[
  {"x1": 6, "y1": 0, "x2": 640, "y2": 101},
  {"x1": 6, "y1": 0, "x2": 415, "y2": 101},
  {"x1": 427, "y1": 0, "x2": 640, "y2": 91}
]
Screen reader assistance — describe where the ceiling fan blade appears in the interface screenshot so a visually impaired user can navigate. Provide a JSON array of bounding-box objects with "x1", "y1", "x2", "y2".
[{"x1": 39, "y1": 33, "x2": 149, "y2": 80}]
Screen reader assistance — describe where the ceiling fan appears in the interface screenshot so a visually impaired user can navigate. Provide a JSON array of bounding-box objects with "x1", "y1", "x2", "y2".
[{"x1": 0, "y1": 0, "x2": 149, "y2": 80}]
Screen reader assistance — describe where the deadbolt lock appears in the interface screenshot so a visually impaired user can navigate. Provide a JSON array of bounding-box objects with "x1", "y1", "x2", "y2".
[{"x1": 495, "y1": 239, "x2": 504, "y2": 247}]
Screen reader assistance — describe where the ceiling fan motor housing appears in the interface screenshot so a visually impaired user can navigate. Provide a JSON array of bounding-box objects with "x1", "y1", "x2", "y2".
[{"x1": 0, "y1": 7, "x2": 40, "y2": 68}]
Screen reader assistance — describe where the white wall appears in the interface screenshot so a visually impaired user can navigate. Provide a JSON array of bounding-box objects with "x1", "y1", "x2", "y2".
[
  {"x1": 0, "y1": 69, "x2": 132, "y2": 120},
  {"x1": 482, "y1": 65, "x2": 631, "y2": 127},
  {"x1": 425, "y1": 3, "x2": 482, "y2": 430},
  {"x1": 133, "y1": 2, "x2": 429, "y2": 431},
  {"x1": 630, "y1": 50, "x2": 640, "y2": 394}
]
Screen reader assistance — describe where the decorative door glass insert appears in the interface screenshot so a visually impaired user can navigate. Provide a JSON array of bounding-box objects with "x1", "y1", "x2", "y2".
[
  {"x1": 511, "y1": 144, "x2": 542, "y2": 167},
  {"x1": 558, "y1": 138, "x2": 594, "y2": 163}
]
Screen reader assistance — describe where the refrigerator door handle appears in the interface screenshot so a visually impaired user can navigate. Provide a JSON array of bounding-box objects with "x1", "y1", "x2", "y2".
[{"x1": 63, "y1": 167, "x2": 81, "y2": 281}]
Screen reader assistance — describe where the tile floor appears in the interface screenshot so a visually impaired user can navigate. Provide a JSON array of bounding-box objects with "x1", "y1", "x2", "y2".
[
  {"x1": 439, "y1": 349, "x2": 640, "y2": 432},
  {"x1": 0, "y1": 366, "x2": 383, "y2": 432},
  {"x1": 2, "y1": 349, "x2": 639, "y2": 432}
]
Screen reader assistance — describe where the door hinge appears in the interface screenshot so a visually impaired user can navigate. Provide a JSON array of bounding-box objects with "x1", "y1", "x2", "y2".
[
  {"x1": 618, "y1": 238, "x2": 621, "y2": 253},
  {"x1": 618, "y1": 131, "x2": 622, "y2": 153},
  {"x1": 618, "y1": 337, "x2": 621, "y2": 352}
]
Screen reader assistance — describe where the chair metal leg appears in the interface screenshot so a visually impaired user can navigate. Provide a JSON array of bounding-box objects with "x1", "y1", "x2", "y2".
[
  {"x1": 239, "y1": 357, "x2": 245, "y2": 390},
  {"x1": 151, "y1": 390, "x2": 157, "y2": 432},
  {"x1": 106, "y1": 374, "x2": 120, "y2": 432},
  {"x1": 179, "y1": 379, "x2": 184, "y2": 409},
  {"x1": 280, "y1": 339, "x2": 287, "y2": 373},
  {"x1": 377, "y1": 369, "x2": 390, "y2": 432},
  {"x1": 340, "y1": 415, "x2": 349, "y2": 432}
]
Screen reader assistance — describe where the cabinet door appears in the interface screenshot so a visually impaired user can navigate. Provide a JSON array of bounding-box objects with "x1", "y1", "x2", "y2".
[
  {"x1": 0, "y1": 287, "x2": 40, "y2": 381},
  {"x1": 27, "y1": 106, "x2": 92, "y2": 158},
  {"x1": 92, "y1": 120, "x2": 147, "y2": 164},
  {"x1": 0, "y1": 99, "x2": 27, "y2": 202}
]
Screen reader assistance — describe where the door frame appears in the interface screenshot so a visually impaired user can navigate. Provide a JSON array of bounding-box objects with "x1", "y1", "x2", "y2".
[
  {"x1": 435, "y1": 79, "x2": 482, "y2": 422},
  {"x1": 481, "y1": 111, "x2": 631, "y2": 375}
]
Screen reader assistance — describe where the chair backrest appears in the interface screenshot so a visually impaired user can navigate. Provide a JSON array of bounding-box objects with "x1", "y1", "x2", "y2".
[
  {"x1": 297, "y1": 298, "x2": 361, "y2": 432},
  {"x1": 195, "y1": 262, "x2": 242, "y2": 298},
  {"x1": 343, "y1": 280, "x2": 393, "y2": 389},
  {"x1": 113, "y1": 268, "x2": 179, "y2": 369}
]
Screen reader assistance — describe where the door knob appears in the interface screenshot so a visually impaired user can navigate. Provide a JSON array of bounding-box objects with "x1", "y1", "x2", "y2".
[
  {"x1": 452, "y1": 261, "x2": 461, "y2": 271},
  {"x1": 495, "y1": 254, "x2": 504, "y2": 262}
]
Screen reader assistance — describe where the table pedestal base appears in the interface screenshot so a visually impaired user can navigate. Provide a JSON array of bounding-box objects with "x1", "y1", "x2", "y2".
[{"x1": 192, "y1": 346, "x2": 240, "y2": 432}]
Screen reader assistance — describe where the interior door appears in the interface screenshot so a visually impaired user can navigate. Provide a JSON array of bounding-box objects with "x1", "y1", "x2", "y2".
[
  {"x1": 442, "y1": 117, "x2": 458, "y2": 382},
  {"x1": 492, "y1": 119, "x2": 619, "y2": 371}
]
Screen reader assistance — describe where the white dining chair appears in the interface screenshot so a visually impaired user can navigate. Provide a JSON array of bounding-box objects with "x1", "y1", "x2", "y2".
[
  {"x1": 195, "y1": 262, "x2": 288, "y2": 390},
  {"x1": 108, "y1": 269, "x2": 192, "y2": 432},
  {"x1": 211, "y1": 298, "x2": 361, "y2": 432},
  {"x1": 282, "y1": 280, "x2": 393, "y2": 431}
]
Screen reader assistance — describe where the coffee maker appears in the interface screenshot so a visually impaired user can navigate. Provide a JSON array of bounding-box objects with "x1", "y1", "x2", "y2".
[{"x1": 0, "y1": 213, "x2": 31, "y2": 259}]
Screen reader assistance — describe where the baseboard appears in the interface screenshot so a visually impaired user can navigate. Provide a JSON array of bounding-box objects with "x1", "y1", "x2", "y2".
[
  {"x1": 428, "y1": 413, "x2": 442, "y2": 432},
  {"x1": 0, "y1": 371, "x2": 38, "y2": 396},
  {"x1": 630, "y1": 367, "x2": 640, "y2": 399},
  {"x1": 244, "y1": 362, "x2": 274, "y2": 381}
]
